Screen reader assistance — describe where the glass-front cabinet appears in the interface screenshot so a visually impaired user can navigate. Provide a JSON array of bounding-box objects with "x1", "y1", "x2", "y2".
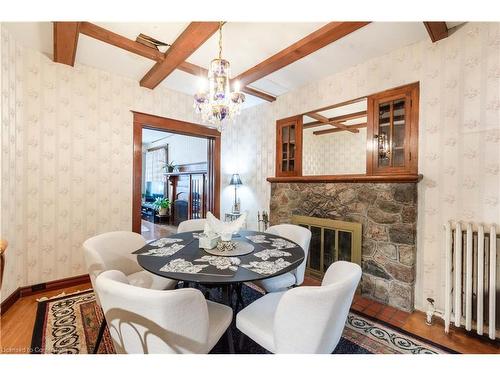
[
  {"x1": 367, "y1": 83, "x2": 419, "y2": 175},
  {"x1": 276, "y1": 115, "x2": 302, "y2": 177},
  {"x1": 273, "y1": 82, "x2": 419, "y2": 180}
]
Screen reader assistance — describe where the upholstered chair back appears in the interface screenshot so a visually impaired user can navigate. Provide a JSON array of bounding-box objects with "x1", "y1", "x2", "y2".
[
  {"x1": 177, "y1": 219, "x2": 207, "y2": 233},
  {"x1": 0, "y1": 239, "x2": 8, "y2": 288},
  {"x1": 83, "y1": 231, "x2": 145, "y2": 305},
  {"x1": 273, "y1": 261, "x2": 361, "y2": 353},
  {"x1": 95, "y1": 270, "x2": 210, "y2": 354},
  {"x1": 265, "y1": 224, "x2": 312, "y2": 285}
]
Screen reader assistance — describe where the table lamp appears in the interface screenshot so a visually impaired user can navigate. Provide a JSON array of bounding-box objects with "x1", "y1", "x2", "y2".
[{"x1": 229, "y1": 174, "x2": 242, "y2": 213}]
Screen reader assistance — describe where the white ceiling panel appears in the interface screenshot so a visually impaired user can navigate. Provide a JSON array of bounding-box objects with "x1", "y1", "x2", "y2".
[
  {"x1": 94, "y1": 22, "x2": 187, "y2": 47},
  {"x1": 76, "y1": 34, "x2": 156, "y2": 81},
  {"x1": 251, "y1": 22, "x2": 429, "y2": 94},
  {"x1": 186, "y1": 22, "x2": 326, "y2": 77}
]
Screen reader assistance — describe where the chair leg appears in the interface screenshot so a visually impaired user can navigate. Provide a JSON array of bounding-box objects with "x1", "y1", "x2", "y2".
[
  {"x1": 238, "y1": 333, "x2": 246, "y2": 353},
  {"x1": 226, "y1": 327, "x2": 235, "y2": 354},
  {"x1": 235, "y1": 283, "x2": 244, "y2": 310},
  {"x1": 93, "y1": 317, "x2": 107, "y2": 354}
]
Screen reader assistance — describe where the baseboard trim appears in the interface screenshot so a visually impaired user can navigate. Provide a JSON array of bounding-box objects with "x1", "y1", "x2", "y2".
[
  {"x1": 0, "y1": 288, "x2": 21, "y2": 315},
  {"x1": 1, "y1": 274, "x2": 90, "y2": 315}
]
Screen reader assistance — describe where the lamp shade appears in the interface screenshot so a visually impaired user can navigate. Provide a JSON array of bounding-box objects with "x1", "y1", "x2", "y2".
[{"x1": 229, "y1": 174, "x2": 242, "y2": 186}]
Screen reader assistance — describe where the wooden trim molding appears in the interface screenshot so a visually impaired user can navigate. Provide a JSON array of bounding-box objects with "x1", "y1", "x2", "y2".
[
  {"x1": 53, "y1": 22, "x2": 80, "y2": 66},
  {"x1": 132, "y1": 112, "x2": 221, "y2": 233},
  {"x1": 267, "y1": 174, "x2": 423, "y2": 183},
  {"x1": 132, "y1": 111, "x2": 221, "y2": 138},
  {"x1": 1, "y1": 274, "x2": 90, "y2": 315}
]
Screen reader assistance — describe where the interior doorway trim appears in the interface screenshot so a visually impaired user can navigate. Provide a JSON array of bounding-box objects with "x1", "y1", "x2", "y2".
[{"x1": 132, "y1": 111, "x2": 221, "y2": 234}]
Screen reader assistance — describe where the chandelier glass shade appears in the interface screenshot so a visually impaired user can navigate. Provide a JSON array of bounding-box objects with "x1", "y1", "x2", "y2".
[{"x1": 194, "y1": 22, "x2": 245, "y2": 130}]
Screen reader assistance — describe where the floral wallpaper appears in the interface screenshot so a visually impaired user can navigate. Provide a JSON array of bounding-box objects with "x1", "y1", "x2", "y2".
[
  {"x1": 0, "y1": 25, "x2": 203, "y2": 301},
  {"x1": 224, "y1": 22, "x2": 500, "y2": 311},
  {"x1": 302, "y1": 127, "x2": 367, "y2": 175},
  {"x1": 2, "y1": 22, "x2": 499, "y2": 313}
]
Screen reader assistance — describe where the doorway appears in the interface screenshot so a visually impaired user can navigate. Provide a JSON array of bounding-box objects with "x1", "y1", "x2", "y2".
[{"x1": 132, "y1": 112, "x2": 221, "y2": 236}]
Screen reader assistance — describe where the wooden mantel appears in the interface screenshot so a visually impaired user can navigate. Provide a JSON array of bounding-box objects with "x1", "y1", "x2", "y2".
[{"x1": 267, "y1": 174, "x2": 423, "y2": 183}]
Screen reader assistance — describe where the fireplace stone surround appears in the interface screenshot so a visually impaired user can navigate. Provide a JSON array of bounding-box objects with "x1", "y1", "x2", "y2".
[{"x1": 269, "y1": 182, "x2": 418, "y2": 312}]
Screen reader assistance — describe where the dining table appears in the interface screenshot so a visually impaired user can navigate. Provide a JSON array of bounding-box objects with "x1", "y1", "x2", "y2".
[{"x1": 134, "y1": 229, "x2": 305, "y2": 309}]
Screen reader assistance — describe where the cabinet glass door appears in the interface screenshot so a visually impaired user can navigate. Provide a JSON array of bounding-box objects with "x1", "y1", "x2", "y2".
[
  {"x1": 276, "y1": 116, "x2": 302, "y2": 176},
  {"x1": 376, "y1": 97, "x2": 407, "y2": 169}
]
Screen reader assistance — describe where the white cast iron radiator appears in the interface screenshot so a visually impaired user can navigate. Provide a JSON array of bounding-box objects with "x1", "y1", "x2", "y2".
[{"x1": 444, "y1": 221, "x2": 499, "y2": 340}]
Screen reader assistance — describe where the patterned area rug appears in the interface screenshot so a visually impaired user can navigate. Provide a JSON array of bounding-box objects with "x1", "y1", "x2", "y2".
[{"x1": 31, "y1": 285, "x2": 454, "y2": 354}]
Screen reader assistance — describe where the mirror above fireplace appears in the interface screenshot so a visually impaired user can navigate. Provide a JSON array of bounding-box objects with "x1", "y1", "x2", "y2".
[
  {"x1": 302, "y1": 98, "x2": 368, "y2": 176},
  {"x1": 270, "y1": 82, "x2": 421, "y2": 183}
]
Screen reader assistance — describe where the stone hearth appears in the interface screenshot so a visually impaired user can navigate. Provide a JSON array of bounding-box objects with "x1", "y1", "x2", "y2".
[{"x1": 270, "y1": 182, "x2": 417, "y2": 312}]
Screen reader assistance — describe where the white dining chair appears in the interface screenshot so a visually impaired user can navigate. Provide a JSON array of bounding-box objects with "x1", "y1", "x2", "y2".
[
  {"x1": 95, "y1": 270, "x2": 233, "y2": 354},
  {"x1": 236, "y1": 261, "x2": 362, "y2": 354},
  {"x1": 253, "y1": 224, "x2": 312, "y2": 293},
  {"x1": 177, "y1": 219, "x2": 207, "y2": 233},
  {"x1": 83, "y1": 231, "x2": 178, "y2": 353}
]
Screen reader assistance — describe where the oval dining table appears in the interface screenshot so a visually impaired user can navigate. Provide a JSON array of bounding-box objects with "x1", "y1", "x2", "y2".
[{"x1": 134, "y1": 229, "x2": 305, "y2": 308}]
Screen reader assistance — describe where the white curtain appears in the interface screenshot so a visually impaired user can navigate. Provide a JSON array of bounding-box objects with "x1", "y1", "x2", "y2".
[{"x1": 145, "y1": 147, "x2": 167, "y2": 182}]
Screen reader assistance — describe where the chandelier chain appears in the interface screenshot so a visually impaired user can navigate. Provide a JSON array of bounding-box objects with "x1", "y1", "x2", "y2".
[{"x1": 218, "y1": 21, "x2": 224, "y2": 59}]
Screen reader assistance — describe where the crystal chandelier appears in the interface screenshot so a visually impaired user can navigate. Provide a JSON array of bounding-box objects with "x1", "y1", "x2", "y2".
[{"x1": 194, "y1": 22, "x2": 245, "y2": 131}]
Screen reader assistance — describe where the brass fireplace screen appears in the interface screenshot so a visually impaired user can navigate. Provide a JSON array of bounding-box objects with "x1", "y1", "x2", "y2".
[{"x1": 292, "y1": 215, "x2": 362, "y2": 280}]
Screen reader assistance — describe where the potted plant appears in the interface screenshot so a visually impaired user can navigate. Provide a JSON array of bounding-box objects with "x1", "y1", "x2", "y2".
[
  {"x1": 153, "y1": 197, "x2": 170, "y2": 216},
  {"x1": 163, "y1": 161, "x2": 178, "y2": 173}
]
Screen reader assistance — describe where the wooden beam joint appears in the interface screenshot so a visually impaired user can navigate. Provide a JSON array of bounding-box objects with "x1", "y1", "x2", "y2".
[
  {"x1": 423, "y1": 22, "x2": 449, "y2": 43},
  {"x1": 140, "y1": 22, "x2": 220, "y2": 89},
  {"x1": 53, "y1": 22, "x2": 80, "y2": 66}
]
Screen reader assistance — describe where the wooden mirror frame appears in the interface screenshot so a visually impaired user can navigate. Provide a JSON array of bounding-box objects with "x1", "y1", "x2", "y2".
[{"x1": 269, "y1": 82, "x2": 421, "y2": 183}]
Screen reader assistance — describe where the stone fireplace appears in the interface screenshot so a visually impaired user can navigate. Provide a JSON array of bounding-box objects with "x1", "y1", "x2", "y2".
[{"x1": 270, "y1": 182, "x2": 417, "y2": 312}]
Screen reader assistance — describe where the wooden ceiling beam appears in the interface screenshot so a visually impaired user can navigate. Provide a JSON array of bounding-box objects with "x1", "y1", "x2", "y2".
[
  {"x1": 178, "y1": 61, "x2": 208, "y2": 76},
  {"x1": 79, "y1": 22, "x2": 164, "y2": 61},
  {"x1": 140, "y1": 22, "x2": 220, "y2": 89},
  {"x1": 58, "y1": 22, "x2": 276, "y2": 101},
  {"x1": 304, "y1": 110, "x2": 367, "y2": 128},
  {"x1": 313, "y1": 123, "x2": 367, "y2": 135},
  {"x1": 423, "y1": 22, "x2": 449, "y2": 42},
  {"x1": 53, "y1": 22, "x2": 80, "y2": 66},
  {"x1": 239, "y1": 86, "x2": 276, "y2": 102},
  {"x1": 233, "y1": 22, "x2": 370, "y2": 87},
  {"x1": 306, "y1": 112, "x2": 358, "y2": 133}
]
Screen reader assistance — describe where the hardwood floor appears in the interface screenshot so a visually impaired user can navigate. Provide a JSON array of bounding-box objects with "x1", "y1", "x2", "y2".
[
  {"x1": 350, "y1": 294, "x2": 500, "y2": 354},
  {"x1": 0, "y1": 282, "x2": 92, "y2": 354},
  {"x1": 1, "y1": 278, "x2": 498, "y2": 354},
  {"x1": 140, "y1": 219, "x2": 177, "y2": 241}
]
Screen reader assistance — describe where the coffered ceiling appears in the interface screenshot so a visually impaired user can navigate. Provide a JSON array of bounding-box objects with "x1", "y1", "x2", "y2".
[{"x1": 3, "y1": 22, "x2": 464, "y2": 108}]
